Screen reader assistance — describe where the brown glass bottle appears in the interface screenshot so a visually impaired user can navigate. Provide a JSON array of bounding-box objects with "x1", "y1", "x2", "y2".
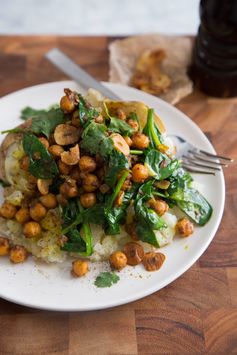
[{"x1": 189, "y1": 0, "x2": 237, "y2": 97}]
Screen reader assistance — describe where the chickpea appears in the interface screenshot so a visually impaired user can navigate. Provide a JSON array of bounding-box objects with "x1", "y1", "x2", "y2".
[
  {"x1": 56, "y1": 194, "x2": 68, "y2": 206},
  {"x1": 20, "y1": 156, "x2": 30, "y2": 171},
  {"x1": 80, "y1": 193, "x2": 97, "y2": 208},
  {"x1": 79, "y1": 156, "x2": 96, "y2": 173},
  {"x1": 148, "y1": 199, "x2": 169, "y2": 216},
  {"x1": 40, "y1": 193, "x2": 58, "y2": 209},
  {"x1": 10, "y1": 245, "x2": 28, "y2": 263},
  {"x1": 0, "y1": 202, "x2": 17, "y2": 219},
  {"x1": 99, "y1": 184, "x2": 110, "y2": 194},
  {"x1": 114, "y1": 191, "x2": 124, "y2": 206},
  {"x1": 29, "y1": 202, "x2": 47, "y2": 221},
  {"x1": 176, "y1": 218, "x2": 194, "y2": 237},
  {"x1": 28, "y1": 174, "x2": 37, "y2": 184},
  {"x1": 124, "y1": 136, "x2": 133, "y2": 147},
  {"x1": 58, "y1": 160, "x2": 72, "y2": 175},
  {"x1": 116, "y1": 108, "x2": 126, "y2": 120},
  {"x1": 127, "y1": 119, "x2": 139, "y2": 131},
  {"x1": 142, "y1": 252, "x2": 166, "y2": 271},
  {"x1": 60, "y1": 95, "x2": 75, "y2": 113},
  {"x1": 95, "y1": 114, "x2": 104, "y2": 123},
  {"x1": 15, "y1": 207, "x2": 30, "y2": 224},
  {"x1": 38, "y1": 137, "x2": 49, "y2": 149},
  {"x1": 123, "y1": 242, "x2": 144, "y2": 266},
  {"x1": 72, "y1": 259, "x2": 89, "y2": 277},
  {"x1": 23, "y1": 221, "x2": 41, "y2": 238},
  {"x1": 109, "y1": 251, "x2": 127, "y2": 270},
  {"x1": 131, "y1": 132, "x2": 150, "y2": 149},
  {"x1": 60, "y1": 181, "x2": 78, "y2": 198},
  {"x1": 70, "y1": 167, "x2": 81, "y2": 180},
  {"x1": 132, "y1": 164, "x2": 149, "y2": 183},
  {"x1": 82, "y1": 174, "x2": 100, "y2": 192},
  {"x1": 48, "y1": 145, "x2": 64, "y2": 158},
  {"x1": 0, "y1": 237, "x2": 10, "y2": 256}
]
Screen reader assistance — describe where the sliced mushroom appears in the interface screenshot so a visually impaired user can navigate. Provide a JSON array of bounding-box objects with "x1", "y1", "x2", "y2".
[
  {"x1": 54, "y1": 124, "x2": 80, "y2": 146},
  {"x1": 142, "y1": 252, "x2": 166, "y2": 271},
  {"x1": 123, "y1": 242, "x2": 144, "y2": 266},
  {"x1": 110, "y1": 133, "x2": 130, "y2": 156},
  {"x1": 61, "y1": 144, "x2": 80, "y2": 165},
  {"x1": 37, "y1": 179, "x2": 52, "y2": 195}
]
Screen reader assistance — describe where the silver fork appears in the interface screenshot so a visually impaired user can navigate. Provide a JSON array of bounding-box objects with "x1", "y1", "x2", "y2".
[
  {"x1": 170, "y1": 135, "x2": 234, "y2": 175},
  {"x1": 45, "y1": 48, "x2": 234, "y2": 176}
]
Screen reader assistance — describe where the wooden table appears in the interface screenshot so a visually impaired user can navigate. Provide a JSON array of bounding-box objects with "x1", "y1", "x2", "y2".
[{"x1": 0, "y1": 36, "x2": 236, "y2": 355}]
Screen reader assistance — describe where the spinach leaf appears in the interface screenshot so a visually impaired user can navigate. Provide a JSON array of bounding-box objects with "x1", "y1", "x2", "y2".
[
  {"x1": 22, "y1": 133, "x2": 59, "y2": 179},
  {"x1": 108, "y1": 117, "x2": 134, "y2": 136},
  {"x1": 81, "y1": 121, "x2": 113, "y2": 159},
  {"x1": 143, "y1": 109, "x2": 163, "y2": 149},
  {"x1": 103, "y1": 103, "x2": 134, "y2": 136},
  {"x1": 78, "y1": 95, "x2": 99, "y2": 128},
  {"x1": 104, "y1": 207, "x2": 125, "y2": 235},
  {"x1": 168, "y1": 168, "x2": 193, "y2": 196},
  {"x1": 172, "y1": 188, "x2": 213, "y2": 226},
  {"x1": 145, "y1": 150, "x2": 180, "y2": 180},
  {"x1": 20, "y1": 106, "x2": 48, "y2": 121},
  {"x1": 31, "y1": 108, "x2": 65, "y2": 138},
  {"x1": 61, "y1": 199, "x2": 93, "y2": 256},
  {"x1": 134, "y1": 181, "x2": 167, "y2": 247},
  {"x1": 94, "y1": 272, "x2": 120, "y2": 288},
  {"x1": 105, "y1": 151, "x2": 129, "y2": 188}
]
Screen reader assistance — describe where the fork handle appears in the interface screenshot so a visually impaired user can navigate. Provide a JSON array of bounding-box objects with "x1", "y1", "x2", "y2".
[{"x1": 45, "y1": 48, "x2": 120, "y2": 100}]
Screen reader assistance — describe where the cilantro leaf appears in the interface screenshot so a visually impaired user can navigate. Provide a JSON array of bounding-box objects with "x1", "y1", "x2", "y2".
[
  {"x1": 108, "y1": 117, "x2": 134, "y2": 136},
  {"x1": 81, "y1": 121, "x2": 113, "y2": 159},
  {"x1": 78, "y1": 95, "x2": 99, "y2": 128},
  {"x1": 22, "y1": 133, "x2": 59, "y2": 179},
  {"x1": 31, "y1": 108, "x2": 65, "y2": 138},
  {"x1": 94, "y1": 272, "x2": 120, "y2": 288},
  {"x1": 20, "y1": 107, "x2": 48, "y2": 121}
]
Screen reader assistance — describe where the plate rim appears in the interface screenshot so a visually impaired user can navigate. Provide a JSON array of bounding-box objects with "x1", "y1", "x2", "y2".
[{"x1": 0, "y1": 80, "x2": 225, "y2": 311}]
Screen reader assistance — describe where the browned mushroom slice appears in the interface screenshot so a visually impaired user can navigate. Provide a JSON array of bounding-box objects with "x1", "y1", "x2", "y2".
[
  {"x1": 54, "y1": 124, "x2": 80, "y2": 146},
  {"x1": 142, "y1": 252, "x2": 166, "y2": 271}
]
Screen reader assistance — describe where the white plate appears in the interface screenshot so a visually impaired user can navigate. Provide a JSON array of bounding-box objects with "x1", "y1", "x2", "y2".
[{"x1": 0, "y1": 81, "x2": 225, "y2": 311}]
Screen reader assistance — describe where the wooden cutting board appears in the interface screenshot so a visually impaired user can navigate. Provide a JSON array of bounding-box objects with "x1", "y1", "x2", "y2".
[{"x1": 0, "y1": 36, "x2": 236, "y2": 355}]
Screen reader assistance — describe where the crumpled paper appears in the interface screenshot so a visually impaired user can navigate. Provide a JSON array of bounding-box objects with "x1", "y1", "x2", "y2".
[{"x1": 109, "y1": 34, "x2": 193, "y2": 105}]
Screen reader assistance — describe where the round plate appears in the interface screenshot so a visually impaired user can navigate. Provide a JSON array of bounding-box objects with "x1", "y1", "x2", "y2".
[{"x1": 0, "y1": 81, "x2": 225, "y2": 311}]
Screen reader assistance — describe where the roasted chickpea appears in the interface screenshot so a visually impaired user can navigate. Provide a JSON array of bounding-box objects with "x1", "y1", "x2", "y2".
[
  {"x1": 28, "y1": 174, "x2": 37, "y2": 184},
  {"x1": 20, "y1": 156, "x2": 30, "y2": 171},
  {"x1": 95, "y1": 114, "x2": 104, "y2": 123},
  {"x1": 148, "y1": 199, "x2": 169, "y2": 216},
  {"x1": 176, "y1": 218, "x2": 194, "y2": 237},
  {"x1": 10, "y1": 245, "x2": 28, "y2": 263},
  {"x1": 80, "y1": 193, "x2": 97, "y2": 208},
  {"x1": 142, "y1": 252, "x2": 166, "y2": 271},
  {"x1": 23, "y1": 221, "x2": 41, "y2": 238},
  {"x1": 127, "y1": 119, "x2": 139, "y2": 131},
  {"x1": 38, "y1": 137, "x2": 49, "y2": 149},
  {"x1": 15, "y1": 208, "x2": 30, "y2": 224},
  {"x1": 99, "y1": 184, "x2": 110, "y2": 194},
  {"x1": 60, "y1": 181, "x2": 78, "y2": 198},
  {"x1": 58, "y1": 160, "x2": 72, "y2": 175},
  {"x1": 72, "y1": 259, "x2": 89, "y2": 277},
  {"x1": 131, "y1": 132, "x2": 150, "y2": 149},
  {"x1": 79, "y1": 156, "x2": 96, "y2": 173},
  {"x1": 123, "y1": 242, "x2": 144, "y2": 266},
  {"x1": 109, "y1": 251, "x2": 127, "y2": 270},
  {"x1": 60, "y1": 95, "x2": 75, "y2": 113},
  {"x1": 29, "y1": 202, "x2": 47, "y2": 221},
  {"x1": 116, "y1": 108, "x2": 126, "y2": 120},
  {"x1": 132, "y1": 164, "x2": 149, "y2": 183},
  {"x1": 124, "y1": 136, "x2": 133, "y2": 147},
  {"x1": 40, "y1": 193, "x2": 58, "y2": 209},
  {"x1": 56, "y1": 194, "x2": 68, "y2": 207},
  {"x1": 48, "y1": 145, "x2": 64, "y2": 158},
  {"x1": 0, "y1": 237, "x2": 10, "y2": 256},
  {"x1": 70, "y1": 167, "x2": 81, "y2": 180},
  {"x1": 0, "y1": 202, "x2": 17, "y2": 219},
  {"x1": 82, "y1": 174, "x2": 100, "y2": 192}
]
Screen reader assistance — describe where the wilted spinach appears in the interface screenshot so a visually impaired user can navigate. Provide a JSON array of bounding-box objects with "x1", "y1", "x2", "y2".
[
  {"x1": 105, "y1": 150, "x2": 129, "y2": 188},
  {"x1": 145, "y1": 150, "x2": 180, "y2": 180},
  {"x1": 78, "y1": 95, "x2": 99, "y2": 128},
  {"x1": 31, "y1": 108, "x2": 65, "y2": 138},
  {"x1": 22, "y1": 133, "x2": 59, "y2": 179}
]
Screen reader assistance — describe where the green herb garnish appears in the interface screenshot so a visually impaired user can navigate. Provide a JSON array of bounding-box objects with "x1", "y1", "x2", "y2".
[{"x1": 94, "y1": 272, "x2": 120, "y2": 288}]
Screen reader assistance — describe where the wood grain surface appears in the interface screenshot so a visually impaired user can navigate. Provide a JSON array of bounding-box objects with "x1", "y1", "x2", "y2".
[{"x1": 0, "y1": 36, "x2": 236, "y2": 355}]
